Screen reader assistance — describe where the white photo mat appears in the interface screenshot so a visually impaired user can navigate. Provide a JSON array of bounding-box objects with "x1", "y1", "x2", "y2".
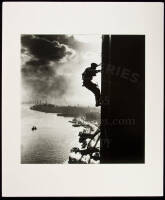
[{"x1": 2, "y1": 2, "x2": 164, "y2": 197}]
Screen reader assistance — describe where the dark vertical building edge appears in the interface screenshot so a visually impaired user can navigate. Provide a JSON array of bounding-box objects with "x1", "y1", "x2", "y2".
[{"x1": 101, "y1": 35, "x2": 145, "y2": 163}]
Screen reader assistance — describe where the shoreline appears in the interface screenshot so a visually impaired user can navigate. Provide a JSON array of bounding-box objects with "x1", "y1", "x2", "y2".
[{"x1": 66, "y1": 118, "x2": 100, "y2": 164}]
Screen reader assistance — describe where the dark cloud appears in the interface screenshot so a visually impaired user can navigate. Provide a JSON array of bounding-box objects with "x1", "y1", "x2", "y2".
[
  {"x1": 34, "y1": 35, "x2": 93, "y2": 52},
  {"x1": 22, "y1": 60, "x2": 53, "y2": 77},
  {"x1": 21, "y1": 35, "x2": 77, "y2": 102},
  {"x1": 21, "y1": 35, "x2": 71, "y2": 63}
]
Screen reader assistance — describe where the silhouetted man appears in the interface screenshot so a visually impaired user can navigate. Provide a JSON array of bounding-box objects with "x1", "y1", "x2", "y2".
[{"x1": 82, "y1": 63, "x2": 101, "y2": 107}]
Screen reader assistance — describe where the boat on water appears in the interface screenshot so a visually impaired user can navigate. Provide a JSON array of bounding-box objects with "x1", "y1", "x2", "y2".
[
  {"x1": 57, "y1": 113, "x2": 64, "y2": 116},
  {"x1": 69, "y1": 118, "x2": 77, "y2": 123},
  {"x1": 32, "y1": 126, "x2": 37, "y2": 131},
  {"x1": 72, "y1": 118, "x2": 77, "y2": 122}
]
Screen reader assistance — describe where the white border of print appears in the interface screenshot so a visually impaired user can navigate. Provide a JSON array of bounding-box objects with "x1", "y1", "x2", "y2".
[{"x1": 2, "y1": 2, "x2": 164, "y2": 197}]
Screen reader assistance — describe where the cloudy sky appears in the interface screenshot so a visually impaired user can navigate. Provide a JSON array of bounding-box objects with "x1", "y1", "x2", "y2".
[{"x1": 21, "y1": 34, "x2": 101, "y2": 106}]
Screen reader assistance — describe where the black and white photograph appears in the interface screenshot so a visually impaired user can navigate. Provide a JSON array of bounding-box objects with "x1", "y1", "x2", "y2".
[{"x1": 21, "y1": 34, "x2": 145, "y2": 164}]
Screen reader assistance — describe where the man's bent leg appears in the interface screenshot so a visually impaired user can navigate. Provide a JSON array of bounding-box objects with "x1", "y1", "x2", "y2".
[{"x1": 83, "y1": 81, "x2": 101, "y2": 106}]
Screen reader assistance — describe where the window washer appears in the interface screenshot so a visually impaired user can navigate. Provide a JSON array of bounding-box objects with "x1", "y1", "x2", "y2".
[{"x1": 82, "y1": 63, "x2": 101, "y2": 107}]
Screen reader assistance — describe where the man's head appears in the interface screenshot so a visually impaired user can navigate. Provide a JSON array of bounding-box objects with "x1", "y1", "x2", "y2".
[{"x1": 91, "y1": 63, "x2": 98, "y2": 69}]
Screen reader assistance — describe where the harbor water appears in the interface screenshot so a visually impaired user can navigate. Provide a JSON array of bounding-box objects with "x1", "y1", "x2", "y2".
[{"x1": 21, "y1": 104, "x2": 82, "y2": 164}]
